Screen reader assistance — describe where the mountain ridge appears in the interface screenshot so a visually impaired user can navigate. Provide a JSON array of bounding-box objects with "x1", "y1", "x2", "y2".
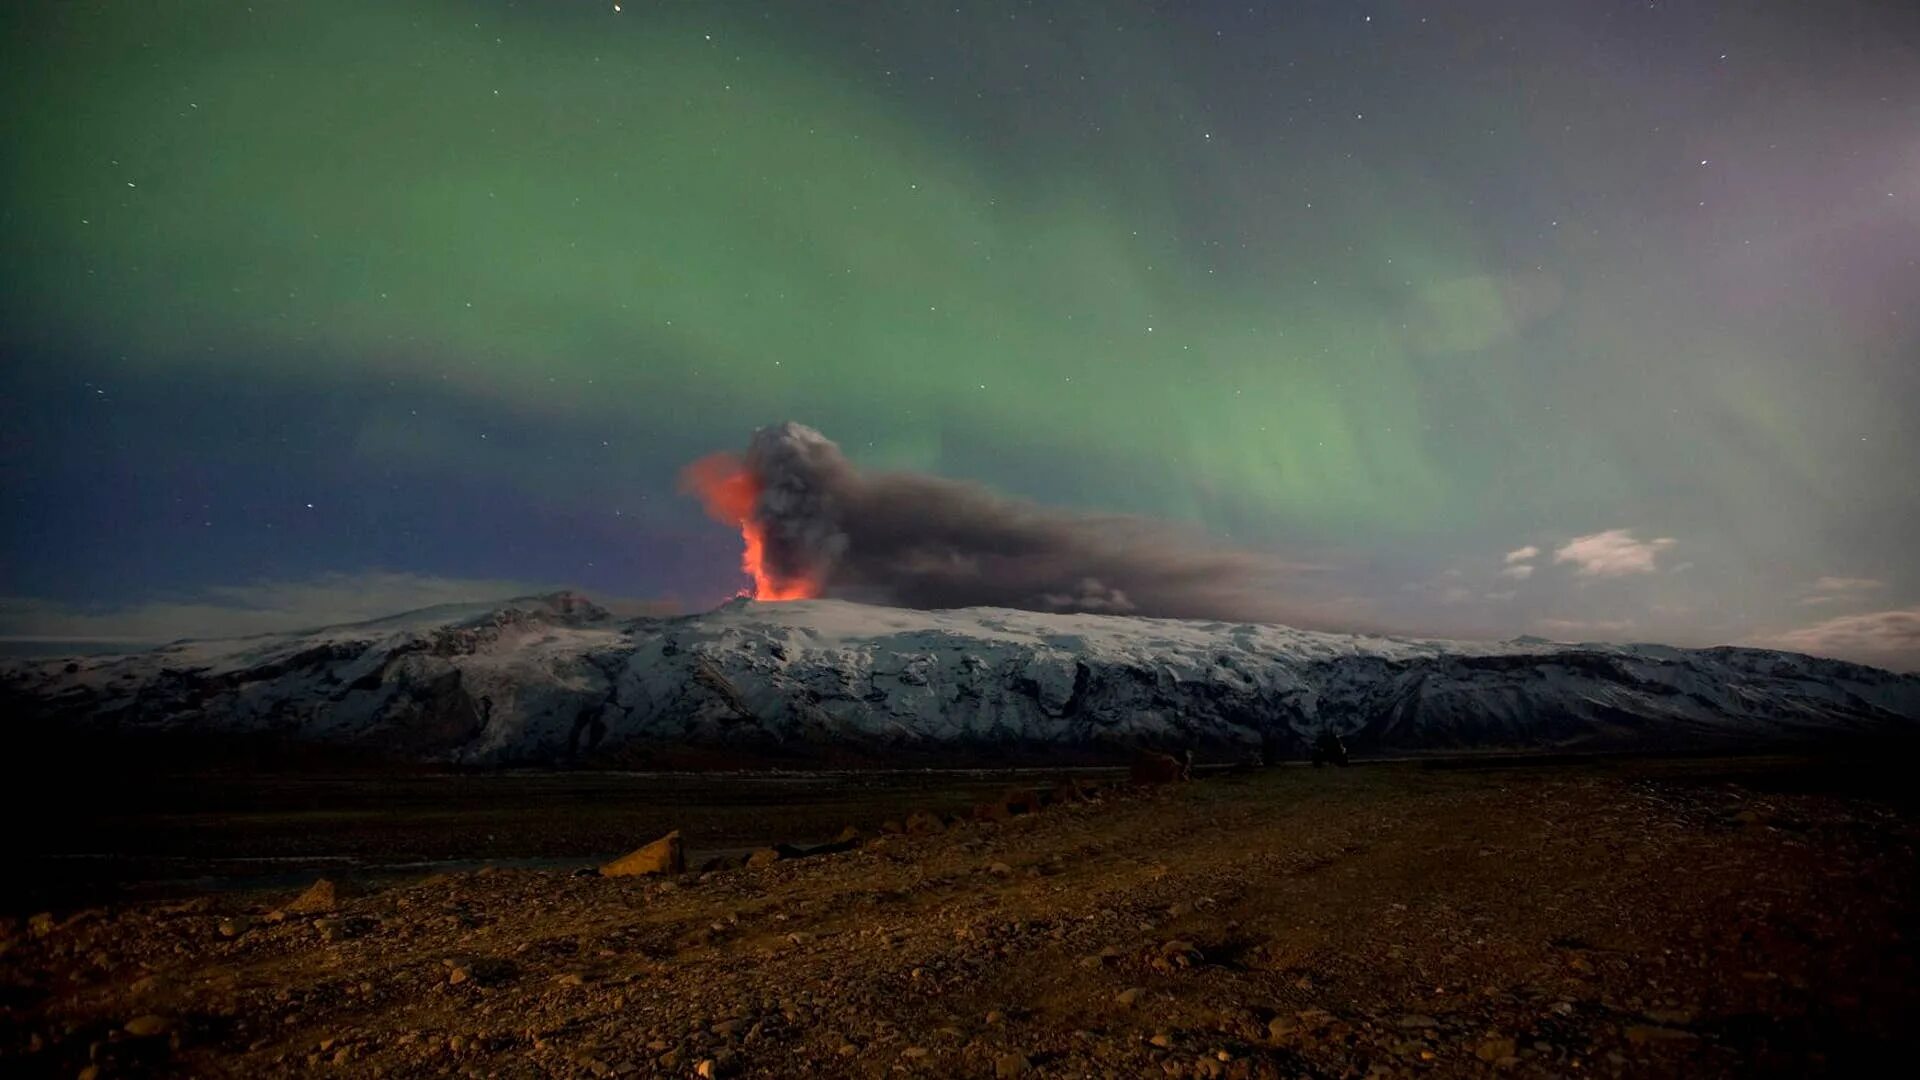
[{"x1": 4, "y1": 592, "x2": 1916, "y2": 766}]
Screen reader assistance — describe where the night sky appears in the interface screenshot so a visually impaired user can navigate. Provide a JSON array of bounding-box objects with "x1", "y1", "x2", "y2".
[{"x1": 3, "y1": 1, "x2": 1917, "y2": 668}]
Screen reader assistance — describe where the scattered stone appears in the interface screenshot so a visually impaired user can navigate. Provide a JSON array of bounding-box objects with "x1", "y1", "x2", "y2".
[
  {"x1": 1157, "y1": 940, "x2": 1203, "y2": 969},
  {"x1": 218, "y1": 916, "x2": 252, "y2": 938},
  {"x1": 1477, "y1": 1036, "x2": 1517, "y2": 1061},
  {"x1": 600, "y1": 830, "x2": 686, "y2": 878},
  {"x1": 1396, "y1": 1014, "x2": 1439, "y2": 1029},
  {"x1": 130, "y1": 974, "x2": 172, "y2": 997},
  {"x1": 989, "y1": 862, "x2": 1015, "y2": 877},
  {"x1": 124, "y1": 1015, "x2": 172, "y2": 1038},
  {"x1": 1116, "y1": 987, "x2": 1147, "y2": 1007},
  {"x1": 746, "y1": 847, "x2": 783, "y2": 869},
  {"x1": 995, "y1": 1051, "x2": 1032, "y2": 1077}
]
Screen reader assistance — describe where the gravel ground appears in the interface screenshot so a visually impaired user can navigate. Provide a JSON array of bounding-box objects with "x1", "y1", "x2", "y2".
[{"x1": 3, "y1": 756, "x2": 1915, "y2": 1078}]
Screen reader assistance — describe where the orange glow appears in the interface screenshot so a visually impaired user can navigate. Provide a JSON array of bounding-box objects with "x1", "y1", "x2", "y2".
[{"x1": 679, "y1": 453, "x2": 820, "y2": 601}]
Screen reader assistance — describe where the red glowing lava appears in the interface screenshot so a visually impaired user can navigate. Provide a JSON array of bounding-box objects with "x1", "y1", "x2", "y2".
[{"x1": 680, "y1": 453, "x2": 820, "y2": 601}]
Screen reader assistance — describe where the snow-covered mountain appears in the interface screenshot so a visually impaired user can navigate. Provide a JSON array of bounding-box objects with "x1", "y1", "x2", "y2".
[{"x1": 5, "y1": 592, "x2": 1917, "y2": 765}]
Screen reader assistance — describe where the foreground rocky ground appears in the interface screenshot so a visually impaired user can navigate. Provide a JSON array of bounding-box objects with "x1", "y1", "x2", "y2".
[{"x1": 3, "y1": 756, "x2": 1915, "y2": 1078}]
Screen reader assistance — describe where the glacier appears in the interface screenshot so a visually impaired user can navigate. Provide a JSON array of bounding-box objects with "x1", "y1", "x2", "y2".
[{"x1": 4, "y1": 592, "x2": 1916, "y2": 765}]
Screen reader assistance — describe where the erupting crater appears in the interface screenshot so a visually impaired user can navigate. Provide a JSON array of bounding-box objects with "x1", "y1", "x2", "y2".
[{"x1": 681, "y1": 452, "x2": 820, "y2": 601}]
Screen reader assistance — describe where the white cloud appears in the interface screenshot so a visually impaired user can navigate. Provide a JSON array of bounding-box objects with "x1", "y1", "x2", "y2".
[
  {"x1": 1552, "y1": 529, "x2": 1676, "y2": 577},
  {"x1": 1797, "y1": 575, "x2": 1887, "y2": 608},
  {"x1": 1499, "y1": 563, "x2": 1536, "y2": 580},
  {"x1": 1503, "y1": 545, "x2": 1540, "y2": 565},
  {"x1": 1755, "y1": 607, "x2": 1920, "y2": 672},
  {"x1": 1811, "y1": 576, "x2": 1884, "y2": 593},
  {"x1": 0, "y1": 572, "x2": 561, "y2": 644}
]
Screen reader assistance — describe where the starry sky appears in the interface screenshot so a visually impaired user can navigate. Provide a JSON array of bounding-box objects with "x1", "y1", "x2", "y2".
[{"x1": 3, "y1": 1, "x2": 1917, "y2": 667}]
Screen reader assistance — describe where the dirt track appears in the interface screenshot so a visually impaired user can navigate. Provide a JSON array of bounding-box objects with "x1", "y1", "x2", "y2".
[{"x1": 4, "y1": 756, "x2": 1915, "y2": 1077}]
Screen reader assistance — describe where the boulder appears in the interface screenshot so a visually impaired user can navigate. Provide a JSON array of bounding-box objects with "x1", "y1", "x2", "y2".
[
  {"x1": 286, "y1": 878, "x2": 356, "y2": 914},
  {"x1": 600, "y1": 831, "x2": 686, "y2": 878},
  {"x1": 745, "y1": 847, "x2": 783, "y2": 869},
  {"x1": 904, "y1": 810, "x2": 946, "y2": 836}
]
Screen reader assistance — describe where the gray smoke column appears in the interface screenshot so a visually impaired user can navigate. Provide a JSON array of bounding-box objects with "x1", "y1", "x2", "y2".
[{"x1": 689, "y1": 422, "x2": 1298, "y2": 621}]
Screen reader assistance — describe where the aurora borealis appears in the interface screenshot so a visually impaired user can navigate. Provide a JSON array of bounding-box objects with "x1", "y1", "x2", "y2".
[{"x1": 3, "y1": 1, "x2": 1917, "y2": 667}]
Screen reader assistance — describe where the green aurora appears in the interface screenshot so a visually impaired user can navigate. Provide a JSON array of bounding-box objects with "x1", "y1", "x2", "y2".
[
  {"x1": 6, "y1": 2, "x2": 1520, "y2": 526},
  {"x1": 3, "y1": 1, "x2": 1917, "y2": 663}
]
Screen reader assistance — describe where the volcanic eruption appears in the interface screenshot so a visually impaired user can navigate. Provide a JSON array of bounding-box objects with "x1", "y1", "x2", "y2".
[
  {"x1": 679, "y1": 447, "x2": 821, "y2": 601},
  {"x1": 679, "y1": 422, "x2": 1299, "y2": 620}
]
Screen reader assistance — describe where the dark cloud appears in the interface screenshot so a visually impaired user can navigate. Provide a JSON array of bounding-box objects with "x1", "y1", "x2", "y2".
[{"x1": 730, "y1": 423, "x2": 1300, "y2": 621}]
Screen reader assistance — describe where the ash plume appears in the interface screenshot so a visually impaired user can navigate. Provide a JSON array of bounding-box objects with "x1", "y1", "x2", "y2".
[{"x1": 682, "y1": 422, "x2": 1299, "y2": 621}]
